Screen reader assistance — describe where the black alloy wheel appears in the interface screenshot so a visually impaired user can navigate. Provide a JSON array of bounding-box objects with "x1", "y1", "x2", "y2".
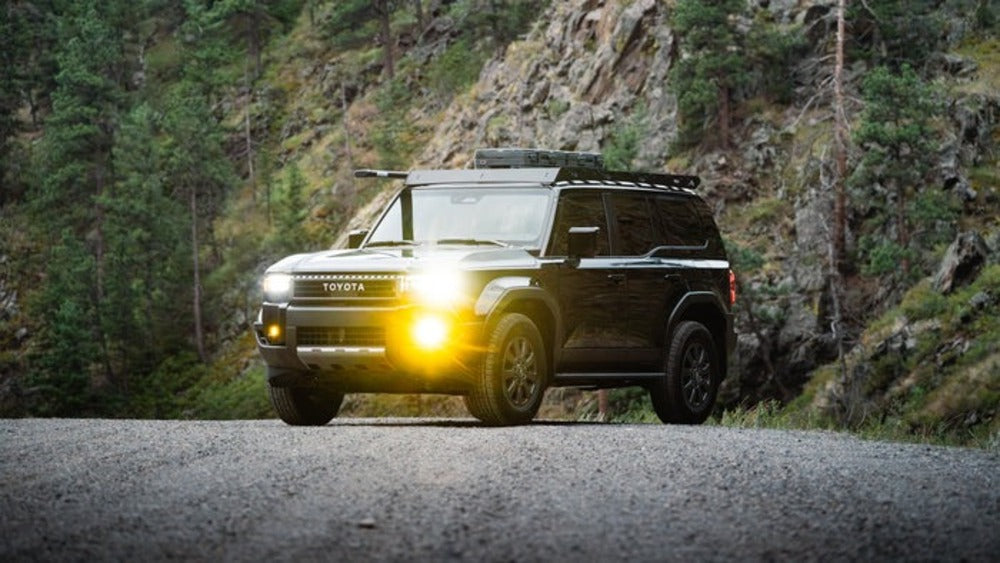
[{"x1": 650, "y1": 320, "x2": 720, "y2": 424}]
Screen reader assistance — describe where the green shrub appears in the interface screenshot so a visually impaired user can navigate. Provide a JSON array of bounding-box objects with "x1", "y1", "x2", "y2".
[
  {"x1": 428, "y1": 38, "x2": 487, "y2": 101},
  {"x1": 898, "y1": 280, "x2": 950, "y2": 321}
]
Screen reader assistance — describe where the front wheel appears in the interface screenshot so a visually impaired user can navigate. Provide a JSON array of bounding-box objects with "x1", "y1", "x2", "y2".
[
  {"x1": 650, "y1": 320, "x2": 720, "y2": 424},
  {"x1": 466, "y1": 313, "x2": 547, "y2": 426},
  {"x1": 268, "y1": 384, "x2": 344, "y2": 426}
]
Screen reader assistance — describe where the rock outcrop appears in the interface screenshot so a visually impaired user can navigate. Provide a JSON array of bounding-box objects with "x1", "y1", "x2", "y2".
[{"x1": 933, "y1": 231, "x2": 991, "y2": 294}]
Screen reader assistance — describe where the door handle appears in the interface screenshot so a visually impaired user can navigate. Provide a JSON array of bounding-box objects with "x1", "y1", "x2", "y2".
[{"x1": 607, "y1": 273, "x2": 625, "y2": 284}]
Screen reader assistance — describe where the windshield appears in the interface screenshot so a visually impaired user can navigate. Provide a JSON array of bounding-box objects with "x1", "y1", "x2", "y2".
[{"x1": 366, "y1": 185, "x2": 553, "y2": 248}]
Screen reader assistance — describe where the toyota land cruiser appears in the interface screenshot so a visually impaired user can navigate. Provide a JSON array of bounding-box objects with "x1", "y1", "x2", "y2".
[{"x1": 255, "y1": 148, "x2": 736, "y2": 426}]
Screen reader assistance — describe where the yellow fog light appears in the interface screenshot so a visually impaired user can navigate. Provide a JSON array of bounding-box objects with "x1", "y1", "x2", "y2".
[
  {"x1": 412, "y1": 315, "x2": 449, "y2": 350},
  {"x1": 267, "y1": 324, "x2": 282, "y2": 341}
]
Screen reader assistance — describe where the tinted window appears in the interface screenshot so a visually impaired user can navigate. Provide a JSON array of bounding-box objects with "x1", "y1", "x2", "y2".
[
  {"x1": 547, "y1": 191, "x2": 610, "y2": 256},
  {"x1": 609, "y1": 192, "x2": 657, "y2": 256},
  {"x1": 653, "y1": 196, "x2": 706, "y2": 247}
]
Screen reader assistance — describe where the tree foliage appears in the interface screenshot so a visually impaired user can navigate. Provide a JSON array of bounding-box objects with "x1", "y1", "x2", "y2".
[
  {"x1": 102, "y1": 104, "x2": 189, "y2": 379},
  {"x1": 669, "y1": 1, "x2": 803, "y2": 147},
  {"x1": 669, "y1": 0, "x2": 748, "y2": 148},
  {"x1": 271, "y1": 162, "x2": 309, "y2": 255},
  {"x1": 851, "y1": 65, "x2": 944, "y2": 279},
  {"x1": 848, "y1": 0, "x2": 947, "y2": 70}
]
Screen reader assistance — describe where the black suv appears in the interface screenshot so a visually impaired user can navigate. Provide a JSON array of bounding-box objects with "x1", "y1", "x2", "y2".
[{"x1": 255, "y1": 149, "x2": 735, "y2": 426}]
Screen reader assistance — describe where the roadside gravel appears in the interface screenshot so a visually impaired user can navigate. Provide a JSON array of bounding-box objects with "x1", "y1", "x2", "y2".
[{"x1": 1, "y1": 418, "x2": 997, "y2": 561}]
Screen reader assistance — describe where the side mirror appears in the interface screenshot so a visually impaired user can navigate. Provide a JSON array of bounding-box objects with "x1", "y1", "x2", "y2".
[
  {"x1": 567, "y1": 226, "x2": 599, "y2": 265},
  {"x1": 348, "y1": 229, "x2": 369, "y2": 249}
]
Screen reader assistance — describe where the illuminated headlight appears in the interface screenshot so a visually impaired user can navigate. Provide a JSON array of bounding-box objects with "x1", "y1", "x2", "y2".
[
  {"x1": 411, "y1": 314, "x2": 450, "y2": 350},
  {"x1": 263, "y1": 273, "x2": 292, "y2": 302},
  {"x1": 401, "y1": 270, "x2": 464, "y2": 307}
]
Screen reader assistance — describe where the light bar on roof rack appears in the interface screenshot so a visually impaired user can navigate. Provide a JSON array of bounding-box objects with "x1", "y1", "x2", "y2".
[
  {"x1": 354, "y1": 169, "x2": 408, "y2": 179},
  {"x1": 474, "y1": 148, "x2": 604, "y2": 170}
]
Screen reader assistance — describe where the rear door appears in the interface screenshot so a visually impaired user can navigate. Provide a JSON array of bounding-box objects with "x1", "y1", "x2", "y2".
[{"x1": 607, "y1": 192, "x2": 703, "y2": 369}]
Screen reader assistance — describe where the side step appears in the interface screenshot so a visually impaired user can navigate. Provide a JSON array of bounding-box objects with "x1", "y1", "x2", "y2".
[{"x1": 552, "y1": 372, "x2": 662, "y2": 389}]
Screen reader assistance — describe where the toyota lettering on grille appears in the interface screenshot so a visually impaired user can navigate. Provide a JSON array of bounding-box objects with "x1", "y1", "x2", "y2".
[{"x1": 323, "y1": 282, "x2": 365, "y2": 293}]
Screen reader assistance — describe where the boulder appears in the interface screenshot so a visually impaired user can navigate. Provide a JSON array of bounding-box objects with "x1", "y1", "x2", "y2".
[{"x1": 933, "y1": 231, "x2": 990, "y2": 294}]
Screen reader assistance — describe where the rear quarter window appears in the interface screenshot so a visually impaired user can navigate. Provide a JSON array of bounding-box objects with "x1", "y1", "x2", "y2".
[{"x1": 653, "y1": 196, "x2": 708, "y2": 248}]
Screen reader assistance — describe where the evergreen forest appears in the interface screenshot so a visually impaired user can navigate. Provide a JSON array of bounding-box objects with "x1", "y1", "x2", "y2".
[{"x1": 1, "y1": 0, "x2": 998, "y2": 448}]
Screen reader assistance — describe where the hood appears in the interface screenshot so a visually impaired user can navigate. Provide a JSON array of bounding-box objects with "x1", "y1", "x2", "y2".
[{"x1": 267, "y1": 246, "x2": 540, "y2": 274}]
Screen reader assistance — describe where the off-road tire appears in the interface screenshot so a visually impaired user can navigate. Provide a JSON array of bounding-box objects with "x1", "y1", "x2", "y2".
[
  {"x1": 650, "y1": 320, "x2": 720, "y2": 425},
  {"x1": 268, "y1": 384, "x2": 344, "y2": 426},
  {"x1": 466, "y1": 313, "x2": 547, "y2": 426}
]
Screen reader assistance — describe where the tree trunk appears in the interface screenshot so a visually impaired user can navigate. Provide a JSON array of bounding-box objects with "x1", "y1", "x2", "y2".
[
  {"x1": 341, "y1": 83, "x2": 354, "y2": 171},
  {"x1": 896, "y1": 181, "x2": 909, "y2": 277},
  {"x1": 191, "y1": 188, "x2": 207, "y2": 363},
  {"x1": 249, "y1": 5, "x2": 262, "y2": 80},
  {"x1": 413, "y1": 0, "x2": 424, "y2": 36},
  {"x1": 718, "y1": 84, "x2": 730, "y2": 149},
  {"x1": 377, "y1": 0, "x2": 394, "y2": 79},
  {"x1": 833, "y1": 0, "x2": 848, "y2": 273},
  {"x1": 94, "y1": 162, "x2": 115, "y2": 384},
  {"x1": 488, "y1": 0, "x2": 502, "y2": 50},
  {"x1": 244, "y1": 62, "x2": 256, "y2": 202}
]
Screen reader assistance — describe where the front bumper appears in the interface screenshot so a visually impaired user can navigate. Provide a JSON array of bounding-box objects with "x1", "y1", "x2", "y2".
[{"x1": 254, "y1": 303, "x2": 484, "y2": 391}]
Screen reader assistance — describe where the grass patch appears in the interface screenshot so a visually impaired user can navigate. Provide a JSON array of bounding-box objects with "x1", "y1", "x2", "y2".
[
  {"x1": 898, "y1": 280, "x2": 951, "y2": 321},
  {"x1": 954, "y1": 37, "x2": 1000, "y2": 95},
  {"x1": 791, "y1": 263, "x2": 1000, "y2": 449}
]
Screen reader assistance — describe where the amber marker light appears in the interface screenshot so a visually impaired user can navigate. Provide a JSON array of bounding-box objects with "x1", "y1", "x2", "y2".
[{"x1": 411, "y1": 314, "x2": 449, "y2": 350}]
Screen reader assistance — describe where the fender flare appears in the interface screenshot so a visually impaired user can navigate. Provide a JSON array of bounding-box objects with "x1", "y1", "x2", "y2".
[
  {"x1": 666, "y1": 292, "x2": 730, "y2": 374},
  {"x1": 480, "y1": 281, "x2": 564, "y2": 369}
]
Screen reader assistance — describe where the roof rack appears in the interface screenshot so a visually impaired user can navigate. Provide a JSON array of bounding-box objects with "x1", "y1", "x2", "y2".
[
  {"x1": 354, "y1": 147, "x2": 700, "y2": 192},
  {"x1": 405, "y1": 167, "x2": 699, "y2": 191}
]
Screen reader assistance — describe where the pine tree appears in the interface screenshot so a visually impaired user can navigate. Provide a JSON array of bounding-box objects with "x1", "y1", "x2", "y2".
[
  {"x1": 33, "y1": 2, "x2": 123, "y2": 234},
  {"x1": 0, "y1": 3, "x2": 27, "y2": 205},
  {"x1": 852, "y1": 65, "x2": 939, "y2": 278},
  {"x1": 162, "y1": 82, "x2": 235, "y2": 362},
  {"x1": 28, "y1": 232, "x2": 101, "y2": 414},
  {"x1": 669, "y1": 0, "x2": 750, "y2": 148},
  {"x1": 273, "y1": 162, "x2": 310, "y2": 254},
  {"x1": 211, "y1": 0, "x2": 300, "y2": 80},
  {"x1": 849, "y1": 0, "x2": 945, "y2": 69},
  {"x1": 102, "y1": 103, "x2": 189, "y2": 382},
  {"x1": 29, "y1": 1, "x2": 131, "y2": 388}
]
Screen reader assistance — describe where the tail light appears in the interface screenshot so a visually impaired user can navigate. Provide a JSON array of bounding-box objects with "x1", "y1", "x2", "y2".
[{"x1": 728, "y1": 269, "x2": 737, "y2": 306}]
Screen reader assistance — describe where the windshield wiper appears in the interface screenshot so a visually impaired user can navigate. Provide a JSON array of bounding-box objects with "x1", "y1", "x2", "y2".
[
  {"x1": 365, "y1": 240, "x2": 420, "y2": 248},
  {"x1": 433, "y1": 238, "x2": 508, "y2": 247}
]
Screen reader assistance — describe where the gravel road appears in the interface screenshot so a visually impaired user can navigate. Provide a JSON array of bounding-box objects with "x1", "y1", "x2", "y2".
[{"x1": 1, "y1": 418, "x2": 997, "y2": 562}]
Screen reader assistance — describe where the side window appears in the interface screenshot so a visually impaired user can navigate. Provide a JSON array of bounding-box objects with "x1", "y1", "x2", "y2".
[
  {"x1": 547, "y1": 191, "x2": 610, "y2": 256},
  {"x1": 653, "y1": 196, "x2": 706, "y2": 247},
  {"x1": 609, "y1": 192, "x2": 657, "y2": 256}
]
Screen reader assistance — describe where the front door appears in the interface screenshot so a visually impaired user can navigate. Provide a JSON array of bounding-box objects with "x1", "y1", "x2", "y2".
[{"x1": 546, "y1": 189, "x2": 629, "y2": 372}]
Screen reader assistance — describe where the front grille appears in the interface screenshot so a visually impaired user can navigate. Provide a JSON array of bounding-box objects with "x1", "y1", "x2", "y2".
[
  {"x1": 297, "y1": 327, "x2": 386, "y2": 347},
  {"x1": 294, "y1": 274, "x2": 399, "y2": 299}
]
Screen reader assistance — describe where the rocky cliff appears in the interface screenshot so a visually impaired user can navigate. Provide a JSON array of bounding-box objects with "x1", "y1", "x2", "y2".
[{"x1": 328, "y1": 0, "x2": 998, "y2": 413}]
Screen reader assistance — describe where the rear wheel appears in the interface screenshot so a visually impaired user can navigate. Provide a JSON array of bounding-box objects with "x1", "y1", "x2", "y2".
[
  {"x1": 650, "y1": 320, "x2": 720, "y2": 424},
  {"x1": 268, "y1": 384, "x2": 344, "y2": 426},
  {"x1": 466, "y1": 313, "x2": 547, "y2": 426}
]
